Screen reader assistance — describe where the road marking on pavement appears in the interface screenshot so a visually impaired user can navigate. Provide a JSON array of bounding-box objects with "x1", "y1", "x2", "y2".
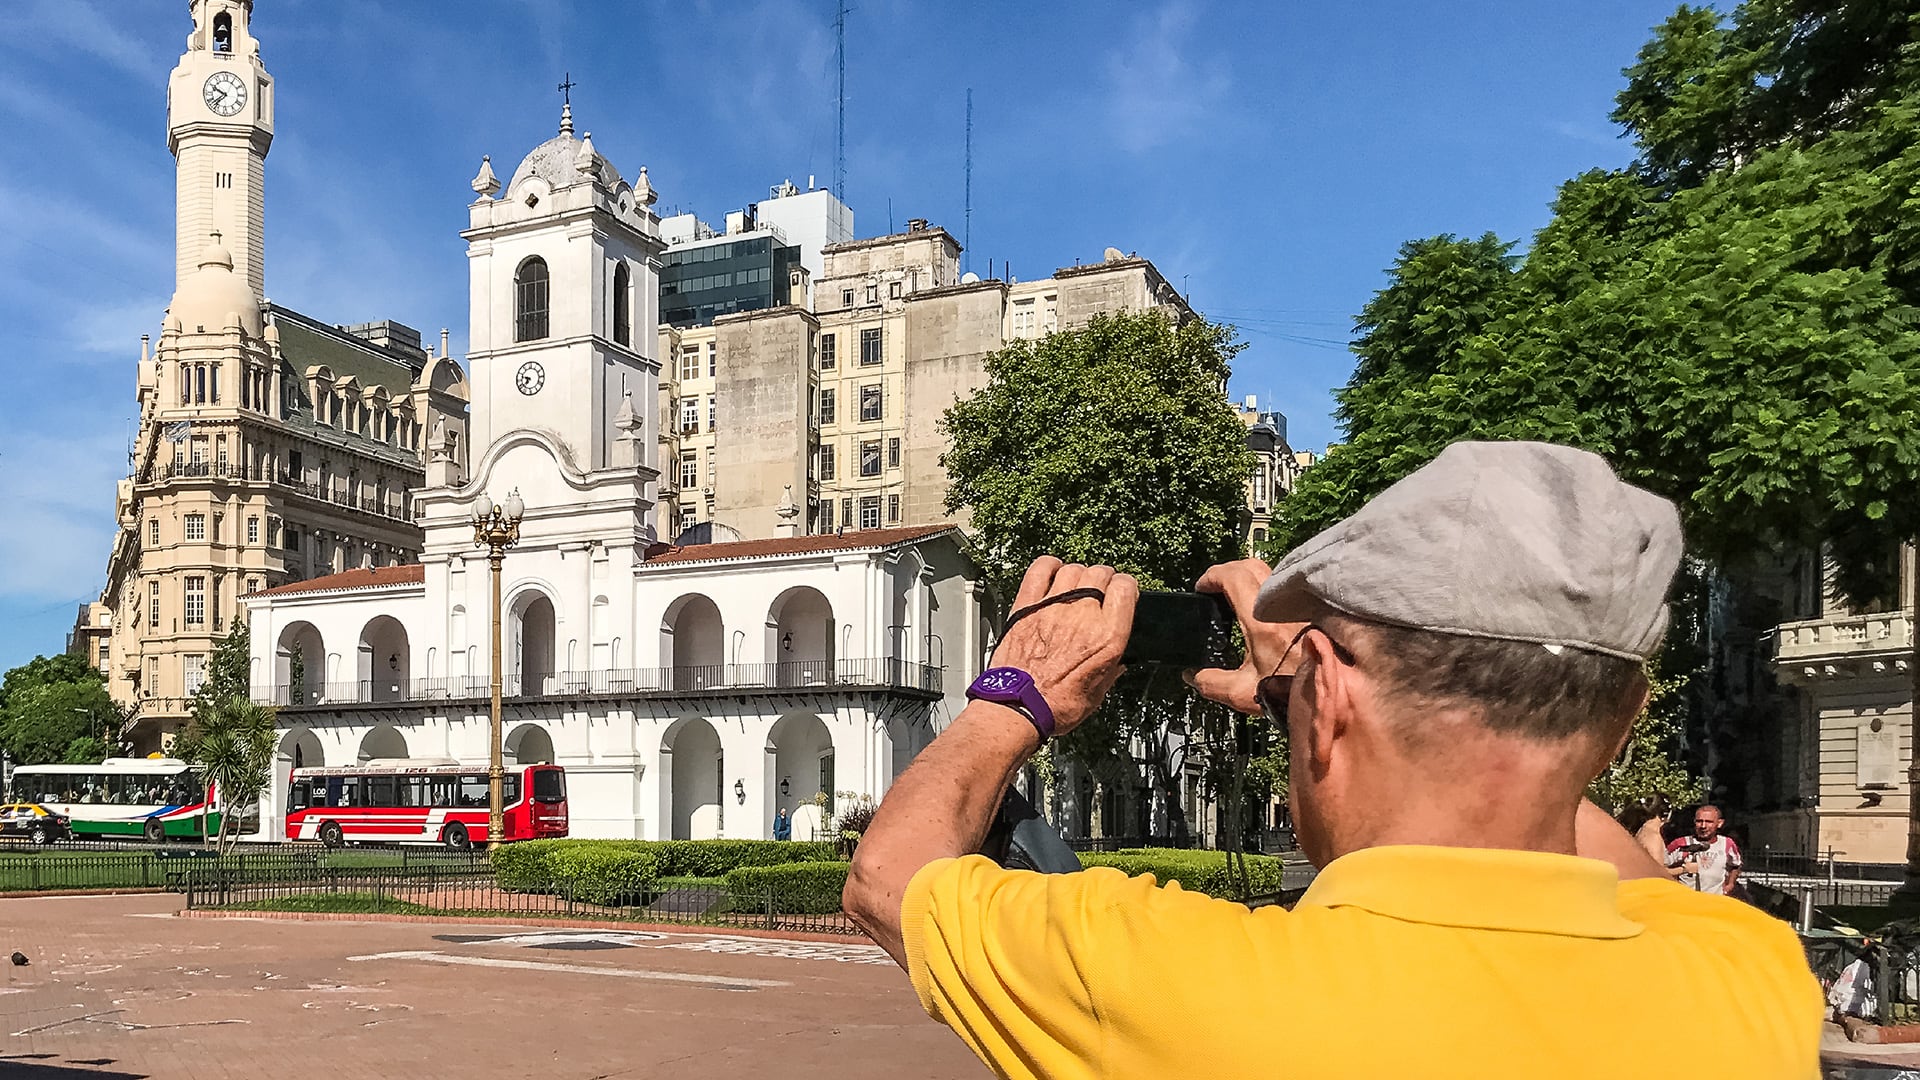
[{"x1": 346, "y1": 950, "x2": 787, "y2": 990}]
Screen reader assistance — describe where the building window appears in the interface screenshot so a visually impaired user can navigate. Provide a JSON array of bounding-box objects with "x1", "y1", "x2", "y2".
[
  {"x1": 859, "y1": 496, "x2": 880, "y2": 530},
  {"x1": 679, "y1": 397, "x2": 699, "y2": 434},
  {"x1": 1251, "y1": 465, "x2": 1270, "y2": 507},
  {"x1": 514, "y1": 256, "x2": 550, "y2": 342},
  {"x1": 184, "y1": 576, "x2": 206, "y2": 626},
  {"x1": 865, "y1": 284, "x2": 878, "y2": 305},
  {"x1": 840, "y1": 288, "x2": 854, "y2": 308},
  {"x1": 887, "y1": 494, "x2": 901, "y2": 523},
  {"x1": 285, "y1": 527, "x2": 301, "y2": 552},
  {"x1": 1043, "y1": 294, "x2": 1058, "y2": 333},
  {"x1": 148, "y1": 519, "x2": 159, "y2": 547},
  {"x1": 887, "y1": 437, "x2": 901, "y2": 469},
  {"x1": 820, "y1": 500, "x2": 835, "y2": 531},
  {"x1": 679, "y1": 451, "x2": 698, "y2": 489},
  {"x1": 148, "y1": 580, "x2": 160, "y2": 624},
  {"x1": 708, "y1": 396, "x2": 716, "y2": 432},
  {"x1": 860, "y1": 440, "x2": 882, "y2": 478},
  {"x1": 708, "y1": 342, "x2": 717, "y2": 378},
  {"x1": 611, "y1": 262, "x2": 631, "y2": 346},
  {"x1": 183, "y1": 654, "x2": 207, "y2": 696},
  {"x1": 820, "y1": 333, "x2": 836, "y2": 370},
  {"x1": 1252, "y1": 528, "x2": 1268, "y2": 543},
  {"x1": 819, "y1": 443, "x2": 836, "y2": 480},
  {"x1": 860, "y1": 327, "x2": 882, "y2": 366},
  {"x1": 184, "y1": 513, "x2": 207, "y2": 541},
  {"x1": 679, "y1": 346, "x2": 700, "y2": 382},
  {"x1": 860, "y1": 385, "x2": 882, "y2": 422},
  {"x1": 819, "y1": 388, "x2": 836, "y2": 425},
  {"x1": 1013, "y1": 299, "x2": 1035, "y2": 338},
  {"x1": 889, "y1": 281, "x2": 902, "y2": 299},
  {"x1": 247, "y1": 577, "x2": 261, "y2": 594},
  {"x1": 841, "y1": 497, "x2": 853, "y2": 527},
  {"x1": 147, "y1": 655, "x2": 159, "y2": 693}
]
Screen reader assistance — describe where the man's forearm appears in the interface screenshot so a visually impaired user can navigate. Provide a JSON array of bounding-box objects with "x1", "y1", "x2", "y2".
[{"x1": 844, "y1": 701, "x2": 1039, "y2": 965}]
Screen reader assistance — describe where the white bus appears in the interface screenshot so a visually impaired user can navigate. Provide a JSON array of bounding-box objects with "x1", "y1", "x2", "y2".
[{"x1": 7, "y1": 759, "x2": 217, "y2": 842}]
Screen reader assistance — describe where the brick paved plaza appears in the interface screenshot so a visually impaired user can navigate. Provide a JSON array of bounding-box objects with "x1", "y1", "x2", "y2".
[{"x1": 0, "y1": 894, "x2": 984, "y2": 1080}]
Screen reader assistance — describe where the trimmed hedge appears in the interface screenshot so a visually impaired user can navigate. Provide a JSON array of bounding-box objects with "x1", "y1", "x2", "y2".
[
  {"x1": 491, "y1": 839, "x2": 837, "y2": 894},
  {"x1": 724, "y1": 861, "x2": 849, "y2": 915},
  {"x1": 1076, "y1": 848, "x2": 1285, "y2": 900},
  {"x1": 549, "y1": 846, "x2": 658, "y2": 906}
]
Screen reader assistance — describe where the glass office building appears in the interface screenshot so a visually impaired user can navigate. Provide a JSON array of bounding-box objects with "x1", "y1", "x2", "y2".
[{"x1": 659, "y1": 235, "x2": 802, "y2": 328}]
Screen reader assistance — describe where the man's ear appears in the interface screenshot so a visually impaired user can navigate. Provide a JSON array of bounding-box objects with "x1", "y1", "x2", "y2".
[{"x1": 1304, "y1": 634, "x2": 1348, "y2": 771}]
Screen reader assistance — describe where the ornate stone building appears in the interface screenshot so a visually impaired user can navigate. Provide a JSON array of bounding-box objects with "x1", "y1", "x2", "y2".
[{"x1": 95, "y1": 0, "x2": 468, "y2": 751}]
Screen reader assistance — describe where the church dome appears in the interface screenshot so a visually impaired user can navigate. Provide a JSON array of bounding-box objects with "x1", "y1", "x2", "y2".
[
  {"x1": 507, "y1": 108, "x2": 625, "y2": 194},
  {"x1": 167, "y1": 235, "x2": 262, "y2": 338}
]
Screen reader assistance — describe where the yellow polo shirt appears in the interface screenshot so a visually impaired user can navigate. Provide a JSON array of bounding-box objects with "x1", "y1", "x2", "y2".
[{"x1": 901, "y1": 846, "x2": 1820, "y2": 1079}]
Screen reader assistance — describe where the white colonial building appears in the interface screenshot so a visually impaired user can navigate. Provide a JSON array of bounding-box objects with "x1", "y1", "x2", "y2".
[{"x1": 241, "y1": 107, "x2": 994, "y2": 841}]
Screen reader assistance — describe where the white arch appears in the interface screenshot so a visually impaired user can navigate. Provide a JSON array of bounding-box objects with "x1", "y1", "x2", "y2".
[
  {"x1": 357, "y1": 725, "x2": 408, "y2": 762},
  {"x1": 506, "y1": 723, "x2": 556, "y2": 765}
]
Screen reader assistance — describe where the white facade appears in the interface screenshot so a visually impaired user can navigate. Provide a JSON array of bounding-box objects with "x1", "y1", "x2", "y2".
[{"x1": 241, "y1": 114, "x2": 993, "y2": 843}]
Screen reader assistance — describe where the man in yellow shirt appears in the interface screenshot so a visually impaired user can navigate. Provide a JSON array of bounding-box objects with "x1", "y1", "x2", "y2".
[{"x1": 844, "y1": 441, "x2": 1821, "y2": 1078}]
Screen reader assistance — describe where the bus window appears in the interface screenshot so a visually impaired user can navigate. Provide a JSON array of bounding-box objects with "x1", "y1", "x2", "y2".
[
  {"x1": 364, "y1": 777, "x2": 396, "y2": 807},
  {"x1": 288, "y1": 782, "x2": 312, "y2": 811},
  {"x1": 337, "y1": 777, "x2": 361, "y2": 807},
  {"x1": 459, "y1": 776, "x2": 488, "y2": 807},
  {"x1": 532, "y1": 769, "x2": 566, "y2": 803},
  {"x1": 503, "y1": 776, "x2": 522, "y2": 805},
  {"x1": 430, "y1": 777, "x2": 460, "y2": 807}
]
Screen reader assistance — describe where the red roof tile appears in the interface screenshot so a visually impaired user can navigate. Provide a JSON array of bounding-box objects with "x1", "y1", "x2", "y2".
[
  {"x1": 255, "y1": 564, "x2": 425, "y2": 598},
  {"x1": 643, "y1": 524, "x2": 958, "y2": 566}
]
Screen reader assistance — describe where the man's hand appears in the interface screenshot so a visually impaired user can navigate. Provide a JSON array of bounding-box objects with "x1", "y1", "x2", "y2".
[
  {"x1": 989, "y1": 557, "x2": 1137, "y2": 737},
  {"x1": 1185, "y1": 558, "x2": 1307, "y2": 715}
]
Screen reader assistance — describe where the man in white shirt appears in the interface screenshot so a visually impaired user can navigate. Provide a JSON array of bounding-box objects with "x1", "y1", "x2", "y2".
[{"x1": 1666, "y1": 804, "x2": 1742, "y2": 894}]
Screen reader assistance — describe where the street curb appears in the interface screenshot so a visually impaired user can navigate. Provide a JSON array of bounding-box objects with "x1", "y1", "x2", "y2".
[
  {"x1": 176, "y1": 906, "x2": 874, "y2": 945},
  {"x1": 1842, "y1": 1016, "x2": 1920, "y2": 1044},
  {"x1": 0, "y1": 888, "x2": 170, "y2": 899}
]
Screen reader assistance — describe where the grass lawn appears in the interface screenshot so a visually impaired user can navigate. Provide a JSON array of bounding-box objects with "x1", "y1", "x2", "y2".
[{"x1": 223, "y1": 892, "x2": 438, "y2": 915}]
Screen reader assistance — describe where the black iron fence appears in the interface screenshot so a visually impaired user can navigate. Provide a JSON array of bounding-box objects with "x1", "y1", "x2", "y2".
[
  {"x1": 0, "y1": 847, "x2": 487, "y2": 893},
  {"x1": 184, "y1": 864, "x2": 860, "y2": 936}
]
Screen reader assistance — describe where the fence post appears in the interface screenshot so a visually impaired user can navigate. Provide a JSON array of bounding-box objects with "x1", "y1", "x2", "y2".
[
  {"x1": 30, "y1": 859, "x2": 39, "y2": 891},
  {"x1": 765, "y1": 885, "x2": 776, "y2": 930}
]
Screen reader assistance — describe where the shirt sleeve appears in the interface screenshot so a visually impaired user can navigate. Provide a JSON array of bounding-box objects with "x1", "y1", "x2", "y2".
[
  {"x1": 1724, "y1": 837, "x2": 1743, "y2": 869},
  {"x1": 900, "y1": 855, "x2": 1247, "y2": 1080},
  {"x1": 1664, "y1": 837, "x2": 1687, "y2": 866}
]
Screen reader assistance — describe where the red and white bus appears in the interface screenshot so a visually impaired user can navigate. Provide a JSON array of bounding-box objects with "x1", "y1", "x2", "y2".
[{"x1": 285, "y1": 759, "x2": 568, "y2": 849}]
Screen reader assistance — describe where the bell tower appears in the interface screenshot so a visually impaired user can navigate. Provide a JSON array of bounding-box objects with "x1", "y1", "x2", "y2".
[{"x1": 167, "y1": 0, "x2": 274, "y2": 297}]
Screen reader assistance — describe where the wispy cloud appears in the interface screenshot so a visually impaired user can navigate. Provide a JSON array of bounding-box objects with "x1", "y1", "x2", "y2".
[
  {"x1": 1550, "y1": 119, "x2": 1626, "y2": 150},
  {"x1": 0, "y1": 0, "x2": 165, "y2": 82},
  {"x1": 1102, "y1": 2, "x2": 1232, "y2": 155}
]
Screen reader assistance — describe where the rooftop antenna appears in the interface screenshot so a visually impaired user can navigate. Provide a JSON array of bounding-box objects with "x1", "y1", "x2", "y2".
[
  {"x1": 963, "y1": 88, "x2": 973, "y2": 274},
  {"x1": 834, "y1": 0, "x2": 849, "y2": 202}
]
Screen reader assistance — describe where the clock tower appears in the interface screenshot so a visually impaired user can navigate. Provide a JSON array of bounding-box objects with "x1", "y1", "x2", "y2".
[{"x1": 167, "y1": 0, "x2": 274, "y2": 297}]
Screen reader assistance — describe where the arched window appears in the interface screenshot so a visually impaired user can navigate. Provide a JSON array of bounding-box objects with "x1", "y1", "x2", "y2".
[
  {"x1": 515, "y1": 257, "x2": 550, "y2": 342},
  {"x1": 612, "y1": 262, "x2": 631, "y2": 346},
  {"x1": 212, "y1": 11, "x2": 233, "y2": 52}
]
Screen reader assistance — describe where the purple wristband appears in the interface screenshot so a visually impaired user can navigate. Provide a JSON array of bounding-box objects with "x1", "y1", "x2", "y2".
[{"x1": 966, "y1": 667, "x2": 1056, "y2": 739}]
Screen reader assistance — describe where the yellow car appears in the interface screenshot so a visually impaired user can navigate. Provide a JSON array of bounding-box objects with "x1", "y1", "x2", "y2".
[{"x1": 0, "y1": 803, "x2": 72, "y2": 845}]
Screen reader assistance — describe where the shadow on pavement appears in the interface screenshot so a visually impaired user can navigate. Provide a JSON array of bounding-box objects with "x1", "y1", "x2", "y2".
[{"x1": 0, "y1": 1055, "x2": 148, "y2": 1079}]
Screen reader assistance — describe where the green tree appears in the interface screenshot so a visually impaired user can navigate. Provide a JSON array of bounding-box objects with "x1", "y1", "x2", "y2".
[
  {"x1": 944, "y1": 311, "x2": 1255, "y2": 841},
  {"x1": 0, "y1": 654, "x2": 123, "y2": 766},
  {"x1": 173, "y1": 695, "x2": 275, "y2": 852},
  {"x1": 1271, "y1": 2, "x2": 1920, "y2": 857},
  {"x1": 188, "y1": 619, "x2": 252, "y2": 721}
]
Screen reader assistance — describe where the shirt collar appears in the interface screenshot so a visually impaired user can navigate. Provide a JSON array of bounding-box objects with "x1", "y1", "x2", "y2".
[{"x1": 1295, "y1": 845, "x2": 1644, "y2": 940}]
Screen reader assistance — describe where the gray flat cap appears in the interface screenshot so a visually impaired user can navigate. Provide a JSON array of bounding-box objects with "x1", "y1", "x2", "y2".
[{"x1": 1254, "y1": 441, "x2": 1682, "y2": 661}]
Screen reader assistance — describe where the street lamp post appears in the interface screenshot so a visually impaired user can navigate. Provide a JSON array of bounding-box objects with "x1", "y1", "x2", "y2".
[{"x1": 470, "y1": 488, "x2": 525, "y2": 851}]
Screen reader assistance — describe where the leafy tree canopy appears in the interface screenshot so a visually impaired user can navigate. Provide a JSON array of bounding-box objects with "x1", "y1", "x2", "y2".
[
  {"x1": 943, "y1": 310, "x2": 1253, "y2": 595},
  {"x1": 189, "y1": 620, "x2": 252, "y2": 727},
  {"x1": 0, "y1": 654, "x2": 123, "y2": 766},
  {"x1": 1273, "y1": 2, "x2": 1920, "y2": 605}
]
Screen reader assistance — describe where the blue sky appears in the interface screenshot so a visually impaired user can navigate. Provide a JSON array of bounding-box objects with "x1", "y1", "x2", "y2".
[{"x1": 0, "y1": 0, "x2": 1682, "y2": 670}]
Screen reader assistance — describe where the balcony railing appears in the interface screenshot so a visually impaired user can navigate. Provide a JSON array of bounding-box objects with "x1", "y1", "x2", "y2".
[
  {"x1": 1773, "y1": 611, "x2": 1913, "y2": 663},
  {"x1": 142, "y1": 461, "x2": 412, "y2": 522},
  {"x1": 259, "y1": 657, "x2": 944, "y2": 708}
]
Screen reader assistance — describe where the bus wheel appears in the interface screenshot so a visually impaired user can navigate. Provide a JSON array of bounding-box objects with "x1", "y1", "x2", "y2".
[
  {"x1": 442, "y1": 823, "x2": 471, "y2": 851},
  {"x1": 319, "y1": 821, "x2": 344, "y2": 848},
  {"x1": 144, "y1": 818, "x2": 166, "y2": 843}
]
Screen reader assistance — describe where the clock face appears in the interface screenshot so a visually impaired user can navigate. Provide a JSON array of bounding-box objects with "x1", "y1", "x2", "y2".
[
  {"x1": 516, "y1": 361, "x2": 546, "y2": 396},
  {"x1": 203, "y1": 71, "x2": 247, "y2": 117}
]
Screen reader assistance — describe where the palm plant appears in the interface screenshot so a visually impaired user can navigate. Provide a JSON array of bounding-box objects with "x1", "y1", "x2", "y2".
[{"x1": 174, "y1": 695, "x2": 276, "y2": 852}]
